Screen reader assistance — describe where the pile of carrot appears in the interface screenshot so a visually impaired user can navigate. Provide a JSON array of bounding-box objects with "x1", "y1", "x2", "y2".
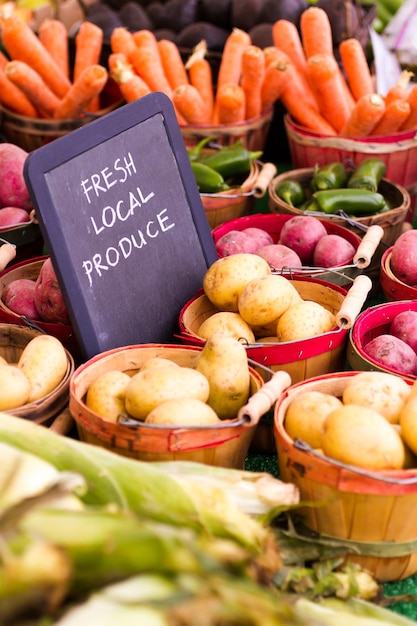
[{"x1": 0, "y1": 15, "x2": 109, "y2": 120}]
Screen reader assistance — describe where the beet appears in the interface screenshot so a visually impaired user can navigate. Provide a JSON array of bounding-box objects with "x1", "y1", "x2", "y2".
[
  {"x1": 117, "y1": 1, "x2": 154, "y2": 31},
  {"x1": 85, "y1": 3, "x2": 123, "y2": 40},
  {"x1": 231, "y1": 0, "x2": 264, "y2": 32},
  {"x1": 248, "y1": 22, "x2": 274, "y2": 49},
  {"x1": 197, "y1": 0, "x2": 232, "y2": 29},
  {"x1": 258, "y1": 0, "x2": 308, "y2": 25},
  {"x1": 148, "y1": 0, "x2": 199, "y2": 32},
  {"x1": 175, "y1": 21, "x2": 229, "y2": 52},
  {"x1": 153, "y1": 28, "x2": 178, "y2": 42}
]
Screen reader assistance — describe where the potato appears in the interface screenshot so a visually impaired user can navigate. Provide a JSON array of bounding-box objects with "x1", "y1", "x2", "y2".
[
  {"x1": 390, "y1": 230, "x2": 417, "y2": 286},
  {"x1": 238, "y1": 274, "x2": 299, "y2": 327},
  {"x1": 343, "y1": 371, "x2": 411, "y2": 424},
  {"x1": 277, "y1": 300, "x2": 336, "y2": 341},
  {"x1": 279, "y1": 215, "x2": 327, "y2": 264},
  {"x1": 198, "y1": 311, "x2": 255, "y2": 343},
  {"x1": 256, "y1": 243, "x2": 302, "y2": 270},
  {"x1": 390, "y1": 310, "x2": 417, "y2": 353},
  {"x1": 17, "y1": 335, "x2": 68, "y2": 402},
  {"x1": 284, "y1": 390, "x2": 343, "y2": 449},
  {"x1": 0, "y1": 364, "x2": 31, "y2": 410},
  {"x1": 85, "y1": 370, "x2": 131, "y2": 422},
  {"x1": 140, "y1": 357, "x2": 180, "y2": 371},
  {"x1": 145, "y1": 397, "x2": 221, "y2": 426},
  {"x1": 363, "y1": 334, "x2": 417, "y2": 377},
  {"x1": 125, "y1": 366, "x2": 210, "y2": 420},
  {"x1": 203, "y1": 253, "x2": 271, "y2": 312},
  {"x1": 313, "y1": 234, "x2": 356, "y2": 268},
  {"x1": 399, "y1": 397, "x2": 417, "y2": 456}
]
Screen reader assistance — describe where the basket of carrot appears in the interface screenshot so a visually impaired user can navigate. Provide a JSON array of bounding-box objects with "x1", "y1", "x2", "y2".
[
  {"x1": 267, "y1": 6, "x2": 417, "y2": 222},
  {"x1": 0, "y1": 16, "x2": 121, "y2": 150}
]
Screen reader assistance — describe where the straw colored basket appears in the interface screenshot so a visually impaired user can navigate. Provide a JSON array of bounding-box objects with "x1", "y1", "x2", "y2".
[
  {"x1": 69, "y1": 343, "x2": 271, "y2": 469},
  {"x1": 380, "y1": 247, "x2": 417, "y2": 302},
  {"x1": 0, "y1": 323, "x2": 74, "y2": 426},
  {"x1": 274, "y1": 371, "x2": 417, "y2": 582}
]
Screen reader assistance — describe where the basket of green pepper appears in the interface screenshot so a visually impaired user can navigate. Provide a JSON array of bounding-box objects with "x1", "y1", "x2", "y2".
[{"x1": 188, "y1": 138, "x2": 277, "y2": 229}]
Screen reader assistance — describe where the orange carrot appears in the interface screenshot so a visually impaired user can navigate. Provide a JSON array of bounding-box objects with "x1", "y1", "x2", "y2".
[
  {"x1": 108, "y1": 52, "x2": 151, "y2": 103},
  {"x1": 216, "y1": 83, "x2": 245, "y2": 125},
  {"x1": 185, "y1": 40, "x2": 214, "y2": 123},
  {"x1": 157, "y1": 39, "x2": 188, "y2": 90},
  {"x1": 129, "y1": 35, "x2": 172, "y2": 97},
  {"x1": 340, "y1": 93, "x2": 386, "y2": 137},
  {"x1": 38, "y1": 18, "x2": 69, "y2": 79},
  {"x1": 132, "y1": 29, "x2": 158, "y2": 49},
  {"x1": 306, "y1": 54, "x2": 353, "y2": 133},
  {"x1": 73, "y1": 21, "x2": 104, "y2": 112},
  {"x1": 263, "y1": 46, "x2": 285, "y2": 67},
  {"x1": 0, "y1": 51, "x2": 8, "y2": 70},
  {"x1": 0, "y1": 64, "x2": 38, "y2": 116},
  {"x1": 385, "y1": 70, "x2": 413, "y2": 107},
  {"x1": 240, "y1": 44, "x2": 265, "y2": 120},
  {"x1": 339, "y1": 38, "x2": 374, "y2": 101},
  {"x1": 216, "y1": 27, "x2": 251, "y2": 89},
  {"x1": 5, "y1": 60, "x2": 60, "y2": 117},
  {"x1": 370, "y1": 99, "x2": 411, "y2": 136},
  {"x1": 272, "y1": 19, "x2": 308, "y2": 79},
  {"x1": 399, "y1": 83, "x2": 417, "y2": 131},
  {"x1": 110, "y1": 26, "x2": 137, "y2": 58},
  {"x1": 260, "y1": 59, "x2": 290, "y2": 112},
  {"x1": 172, "y1": 83, "x2": 210, "y2": 125},
  {"x1": 53, "y1": 64, "x2": 108, "y2": 119},
  {"x1": 300, "y1": 6, "x2": 333, "y2": 59},
  {"x1": 1, "y1": 15, "x2": 71, "y2": 98}
]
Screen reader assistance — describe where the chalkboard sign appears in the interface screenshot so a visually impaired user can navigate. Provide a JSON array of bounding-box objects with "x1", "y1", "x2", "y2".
[{"x1": 24, "y1": 92, "x2": 218, "y2": 359}]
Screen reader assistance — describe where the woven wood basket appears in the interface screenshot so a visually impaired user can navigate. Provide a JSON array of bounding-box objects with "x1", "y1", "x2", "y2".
[
  {"x1": 274, "y1": 371, "x2": 417, "y2": 582},
  {"x1": 0, "y1": 323, "x2": 74, "y2": 426},
  {"x1": 69, "y1": 343, "x2": 280, "y2": 469},
  {"x1": 380, "y1": 247, "x2": 417, "y2": 302}
]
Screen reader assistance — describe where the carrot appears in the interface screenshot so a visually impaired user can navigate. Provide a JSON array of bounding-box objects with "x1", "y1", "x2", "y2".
[
  {"x1": 110, "y1": 26, "x2": 137, "y2": 58},
  {"x1": 0, "y1": 50, "x2": 10, "y2": 70},
  {"x1": 185, "y1": 40, "x2": 214, "y2": 123},
  {"x1": 306, "y1": 54, "x2": 353, "y2": 133},
  {"x1": 263, "y1": 46, "x2": 286, "y2": 67},
  {"x1": 385, "y1": 70, "x2": 413, "y2": 107},
  {"x1": 240, "y1": 44, "x2": 265, "y2": 120},
  {"x1": 172, "y1": 83, "x2": 210, "y2": 125},
  {"x1": 38, "y1": 18, "x2": 69, "y2": 79},
  {"x1": 132, "y1": 29, "x2": 158, "y2": 50},
  {"x1": 1, "y1": 15, "x2": 71, "y2": 98},
  {"x1": 339, "y1": 93, "x2": 386, "y2": 137},
  {"x1": 370, "y1": 99, "x2": 411, "y2": 136},
  {"x1": 0, "y1": 64, "x2": 38, "y2": 116},
  {"x1": 5, "y1": 60, "x2": 60, "y2": 117},
  {"x1": 108, "y1": 52, "x2": 151, "y2": 103},
  {"x1": 216, "y1": 83, "x2": 245, "y2": 125},
  {"x1": 53, "y1": 64, "x2": 109, "y2": 119},
  {"x1": 216, "y1": 27, "x2": 251, "y2": 90},
  {"x1": 157, "y1": 39, "x2": 188, "y2": 90},
  {"x1": 339, "y1": 38, "x2": 374, "y2": 101},
  {"x1": 260, "y1": 59, "x2": 290, "y2": 112},
  {"x1": 73, "y1": 21, "x2": 104, "y2": 112},
  {"x1": 129, "y1": 35, "x2": 172, "y2": 97},
  {"x1": 399, "y1": 83, "x2": 417, "y2": 131},
  {"x1": 272, "y1": 19, "x2": 308, "y2": 79},
  {"x1": 300, "y1": 6, "x2": 333, "y2": 59}
]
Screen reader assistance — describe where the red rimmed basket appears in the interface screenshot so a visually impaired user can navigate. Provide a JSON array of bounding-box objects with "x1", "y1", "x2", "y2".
[
  {"x1": 274, "y1": 370, "x2": 417, "y2": 582},
  {"x1": 380, "y1": 246, "x2": 417, "y2": 302}
]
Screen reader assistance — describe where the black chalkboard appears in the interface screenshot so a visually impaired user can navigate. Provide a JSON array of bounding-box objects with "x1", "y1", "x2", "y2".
[{"x1": 24, "y1": 92, "x2": 218, "y2": 359}]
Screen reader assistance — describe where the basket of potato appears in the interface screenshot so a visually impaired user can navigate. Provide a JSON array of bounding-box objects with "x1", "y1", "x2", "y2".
[
  {"x1": 178, "y1": 253, "x2": 372, "y2": 385},
  {"x1": 68, "y1": 341, "x2": 290, "y2": 469},
  {"x1": 274, "y1": 369, "x2": 417, "y2": 583},
  {"x1": 0, "y1": 324, "x2": 74, "y2": 426}
]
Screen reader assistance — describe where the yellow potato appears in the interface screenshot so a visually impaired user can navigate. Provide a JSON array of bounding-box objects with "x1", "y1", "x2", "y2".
[
  {"x1": 17, "y1": 335, "x2": 68, "y2": 402},
  {"x1": 0, "y1": 356, "x2": 8, "y2": 366},
  {"x1": 284, "y1": 390, "x2": 343, "y2": 449},
  {"x1": 277, "y1": 300, "x2": 336, "y2": 341},
  {"x1": 85, "y1": 370, "x2": 131, "y2": 422},
  {"x1": 238, "y1": 274, "x2": 299, "y2": 327},
  {"x1": 321, "y1": 404, "x2": 405, "y2": 470},
  {"x1": 125, "y1": 366, "x2": 210, "y2": 420},
  {"x1": 203, "y1": 253, "x2": 271, "y2": 312},
  {"x1": 140, "y1": 357, "x2": 180, "y2": 371},
  {"x1": 198, "y1": 311, "x2": 255, "y2": 343},
  {"x1": 145, "y1": 397, "x2": 221, "y2": 426},
  {"x1": 0, "y1": 365, "x2": 31, "y2": 410},
  {"x1": 392, "y1": 423, "x2": 417, "y2": 469},
  {"x1": 342, "y1": 371, "x2": 411, "y2": 424},
  {"x1": 399, "y1": 396, "x2": 417, "y2": 456}
]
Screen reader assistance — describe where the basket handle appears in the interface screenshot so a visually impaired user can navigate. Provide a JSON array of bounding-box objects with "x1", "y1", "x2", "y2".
[
  {"x1": 238, "y1": 370, "x2": 292, "y2": 426},
  {"x1": 353, "y1": 225, "x2": 384, "y2": 269},
  {"x1": 335, "y1": 274, "x2": 372, "y2": 329},
  {"x1": 0, "y1": 243, "x2": 16, "y2": 272},
  {"x1": 253, "y1": 162, "x2": 277, "y2": 198}
]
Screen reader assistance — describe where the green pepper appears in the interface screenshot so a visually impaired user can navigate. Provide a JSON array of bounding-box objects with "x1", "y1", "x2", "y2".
[
  {"x1": 190, "y1": 162, "x2": 230, "y2": 193},
  {"x1": 201, "y1": 141, "x2": 263, "y2": 179},
  {"x1": 275, "y1": 180, "x2": 305, "y2": 207},
  {"x1": 187, "y1": 136, "x2": 215, "y2": 161},
  {"x1": 311, "y1": 161, "x2": 349, "y2": 191},
  {"x1": 309, "y1": 188, "x2": 387, "y2": 215},
  {"x1": 347, "y1": 158, "x2": 387, "y2": 192}
]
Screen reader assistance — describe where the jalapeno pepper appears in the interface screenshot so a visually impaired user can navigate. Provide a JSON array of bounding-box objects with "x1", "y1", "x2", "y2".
[
  {"x1": 311, "y1": 161, "x2": 349, "y2": 191},
  {"x1": 309, "y1": 188, "x2": 387, "y2": 215},
  {"x1": 275, "y1": 179, "x2": 305, "y2": 207},
  {"x1": 187, "y1": 136, "x2": 216, "y2": 161},
  {"x1": 201, "y1": 141, "x2": 263, "y2": 179},
  {"x1": 190, "y1": 161, "x2": 230, "y2": 193},
  {"x1": 347, "y1": 158, "x2": 387, "y2": 192}
]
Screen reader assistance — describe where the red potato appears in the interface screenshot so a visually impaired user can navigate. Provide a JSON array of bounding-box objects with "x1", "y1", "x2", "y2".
[
  {"x1": 390, "y1": 230, "x2": 417, "y2": 287},
  {"x1": 242, "y1": 227, "x2": 274, "y2": 249},
  {"x1": 313, "y1": 234, "x2": 356, "y2": 268},
  {"x1": 2, "y1": 278, "x2": 39, "y2": 319},
  {"x1": 0, "y1": 206, "x2": 31, "y2": 228},
  {"x1": 215, "y1": 230, "x2": 257, "y2": 256},
  {"x1": 34, "y1": 258, "x2": 71, "y2": 325},
  {"x1": 279, "y1": 215, "x2": 327, "y2": 264},
  {"x1": 256, "y1": 243, "x2": 302, "y2": 270},
  {"x1": 364, "y1": 334, "x2": 417, "y2": 376},
  {"x1": 0, "y1": 144, "x2": 32, "y2": 211},
  {"x1": 390, "y1": 310, "x2": 417, "y2": 353}
]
